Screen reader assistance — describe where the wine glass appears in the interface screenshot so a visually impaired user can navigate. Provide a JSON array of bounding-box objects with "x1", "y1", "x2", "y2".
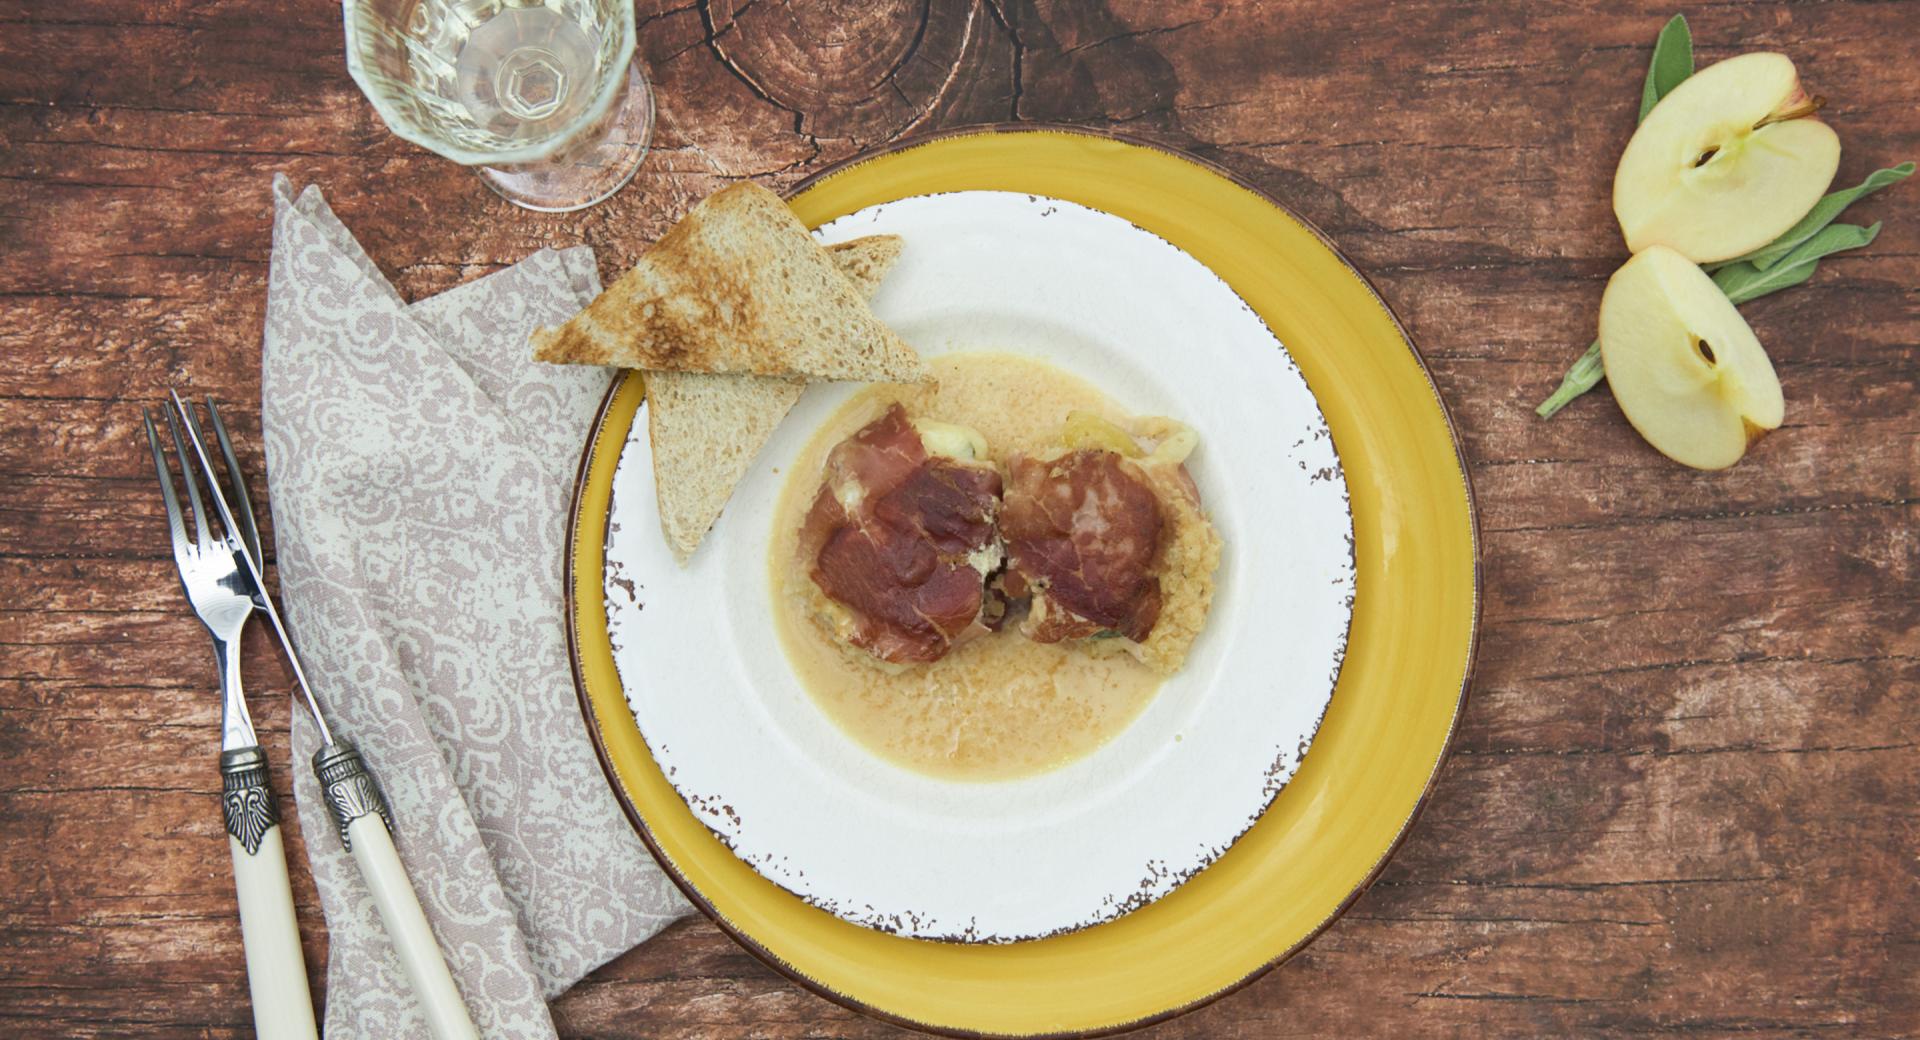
[{"x1": 342, "y1": 0, "x2": 655, "y2": 213}]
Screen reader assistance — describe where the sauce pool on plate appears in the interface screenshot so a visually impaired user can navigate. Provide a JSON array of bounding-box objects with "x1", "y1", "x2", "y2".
[{"x1": 768, "y1": 352, "x2": 1165, "y2": 782}]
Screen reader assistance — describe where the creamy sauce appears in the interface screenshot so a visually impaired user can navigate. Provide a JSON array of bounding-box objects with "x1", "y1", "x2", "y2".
[{"x1": 768, "y1": 353, "x2": 1165, "y2": 782}]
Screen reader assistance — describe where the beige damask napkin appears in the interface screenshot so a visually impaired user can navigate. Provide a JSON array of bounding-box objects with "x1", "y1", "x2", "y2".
[{"x1": 260, "y1": 175, "x2": 687, "y2": 1038}]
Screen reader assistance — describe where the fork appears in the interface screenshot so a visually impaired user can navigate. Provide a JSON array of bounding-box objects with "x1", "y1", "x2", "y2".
[
  {"x1": 145, "y1": 403, "x2": 319, "y2": 1040},
  {"x1": 167, "y1": 392, "x2": 481, "y2": 1040}
]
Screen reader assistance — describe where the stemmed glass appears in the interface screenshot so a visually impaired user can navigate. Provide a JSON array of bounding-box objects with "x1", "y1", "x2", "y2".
[{"x1": 342, "y1": 0, "x2": 655, "y2": 213}]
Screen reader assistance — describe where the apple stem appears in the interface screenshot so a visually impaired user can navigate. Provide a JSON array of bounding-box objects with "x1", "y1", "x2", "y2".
[
  {"x1": 1756, "y1": 94, "x2": 1827, "y2": 128},
  {"x1": 1535, "y1": 341, "x2": 1606, "y2": 418}
]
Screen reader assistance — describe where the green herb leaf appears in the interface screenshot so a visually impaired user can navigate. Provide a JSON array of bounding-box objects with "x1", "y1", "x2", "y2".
[
  {"x1": 1713, "y1": 222, "x2": 1881, "y2": 303},
  {"x1": 1536, "y1": 341, "x2": 1605, "y2": 418},
  {"x1": 1713, "y1": 163, "x2": 1914, "y2": 271},
  {"x1": 1638, "y1": 14, "x2": 1693, "y2": 123}
]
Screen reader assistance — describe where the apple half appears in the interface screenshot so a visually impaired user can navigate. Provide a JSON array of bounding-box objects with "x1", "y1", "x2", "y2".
[
  {"x1": 1599, "y1": 246, "x2": 1784, "y2": 470},
  {"x1": 1614, "y1": 52, "x2": 1840, "y2": 263}
]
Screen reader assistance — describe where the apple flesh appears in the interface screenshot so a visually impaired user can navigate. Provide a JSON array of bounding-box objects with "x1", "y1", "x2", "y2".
[
  {"x1": 1599, "y1": 246, "x2": 1785, "y2": 470},
  {"x1": 1614, "y1": 52, "x2": 1840, "y2": 263}
]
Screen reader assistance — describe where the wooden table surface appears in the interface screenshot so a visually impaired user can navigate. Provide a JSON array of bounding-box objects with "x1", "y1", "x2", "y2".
[{"x1": 4, "y1": 0, "x2": 1916, "y2": 1036}]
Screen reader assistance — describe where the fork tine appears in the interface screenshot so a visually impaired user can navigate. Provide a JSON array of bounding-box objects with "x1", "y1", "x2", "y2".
[
  {"x1": 205, "y1": 398, "x2": 263, "y2": 564},
  {"x1": 143, "y1": 407, "x2": 193, "y2": 567},
  {"x1": 164, "y1": 396, "x2": 215, "y2": 547}
]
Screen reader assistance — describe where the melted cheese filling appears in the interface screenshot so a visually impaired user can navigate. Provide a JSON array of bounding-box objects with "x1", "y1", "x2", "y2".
[{"x1": 769, "y1": 352, "x2": 1165, "y2": 782}]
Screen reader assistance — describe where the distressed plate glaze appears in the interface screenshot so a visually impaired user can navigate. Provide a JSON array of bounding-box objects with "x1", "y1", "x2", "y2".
[
  {"x1": 601, "y1": 190, "x2": 1355, "y2": 942},
  {"x1": 569, "y1": 125, "x2": 1478, "y2": 1037}
]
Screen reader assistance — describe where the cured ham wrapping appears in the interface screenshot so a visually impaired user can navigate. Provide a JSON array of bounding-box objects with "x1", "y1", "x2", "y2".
[
  {"x1": 999, "y1": 449, "x2": 1166, "y2": 644},
  {"x1": 799, "y1": 404, "x2": 1004, "y2": 664}
]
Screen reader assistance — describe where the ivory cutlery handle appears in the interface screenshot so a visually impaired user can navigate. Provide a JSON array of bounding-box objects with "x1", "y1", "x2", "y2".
[
  {"x1": 221, "y1": 748, "x2": 319, "y2": 1040},
  {"x1": 315, "y1": 741, "x2": 479, "y2": 1040},
  {"x1": 347, "y1": 816, "x2": 480, "y2": 1040}
]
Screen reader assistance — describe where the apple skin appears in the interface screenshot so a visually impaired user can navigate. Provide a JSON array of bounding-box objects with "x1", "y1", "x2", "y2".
[
  {"x1": 1614, "y1": 52, "x2": 1840, "y2": 264},
  {"x1": 1599, "y1": 246, "x2": 1785, "y2": 470}
]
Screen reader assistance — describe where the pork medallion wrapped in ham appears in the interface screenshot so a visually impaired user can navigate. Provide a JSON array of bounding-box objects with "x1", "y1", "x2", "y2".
[
  {"x1": 798, "y1": 404, "x2": 1005, "y2": 665},
  {"x1": 997, "y1": 412, "x2": 1221, "y2": 676}
]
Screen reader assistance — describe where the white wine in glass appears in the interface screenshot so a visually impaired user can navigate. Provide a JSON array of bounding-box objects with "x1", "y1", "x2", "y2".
[{"x1": 343, "y1": 0, "x2": 654, "y2": 212}]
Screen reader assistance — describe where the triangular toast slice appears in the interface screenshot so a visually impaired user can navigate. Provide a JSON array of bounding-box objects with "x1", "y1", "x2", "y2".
[
  {"x1": 530, "y1": 182, "x2": 924, "y2": 382},
  {"x1": 647, "y1": 235, "x2": 904, "y2": 564}
]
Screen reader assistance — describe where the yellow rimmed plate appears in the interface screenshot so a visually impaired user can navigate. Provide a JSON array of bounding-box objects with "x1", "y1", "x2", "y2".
[{"x1": 567, "y1": 125, "x2": 1479, "y2": 1037}]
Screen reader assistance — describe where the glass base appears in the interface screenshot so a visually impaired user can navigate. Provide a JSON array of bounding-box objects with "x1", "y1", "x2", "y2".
[{"x1": 479, "y1": 61, "x2": 654, "y2": 213}]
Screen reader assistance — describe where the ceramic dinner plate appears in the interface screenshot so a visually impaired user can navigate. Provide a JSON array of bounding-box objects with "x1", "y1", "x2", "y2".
[
  {"x1": 570, "y1": 126, "x2": 1478, "y2": 1036},
  {"x1": 599, "y1": 189, "x2": 1355, "y2": 942}
]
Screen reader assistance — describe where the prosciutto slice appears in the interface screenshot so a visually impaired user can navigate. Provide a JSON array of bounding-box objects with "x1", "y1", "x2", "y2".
[
  {"x1": 999, "y1": 449, "x2": 1164, "y2": 644},
  {"x1": 799, "y1": 404, "x2": 1003, "y2": 664}
]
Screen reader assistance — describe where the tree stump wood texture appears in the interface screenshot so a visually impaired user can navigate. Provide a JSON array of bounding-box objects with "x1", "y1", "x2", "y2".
[{"x1": 2, "y1": 1, "x2": 1916, "y2": 1036}]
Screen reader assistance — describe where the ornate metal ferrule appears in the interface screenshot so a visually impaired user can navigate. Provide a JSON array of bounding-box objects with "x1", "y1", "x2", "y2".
[
  {"x1": 313, "y1": 741, "x2": 393, "y2": 851},
  {"x1": 219, "y1": 746, "x2": 279, "y2": 856}
]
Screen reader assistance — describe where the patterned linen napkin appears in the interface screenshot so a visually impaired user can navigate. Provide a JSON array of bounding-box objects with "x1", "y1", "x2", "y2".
[{"x1": 260, "y1": 175, "x2": 688, "y2": 1038}]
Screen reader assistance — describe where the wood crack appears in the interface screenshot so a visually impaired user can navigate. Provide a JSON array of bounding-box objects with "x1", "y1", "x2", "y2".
[
  {"x1": 1374, "y1": 874, "x2": 1787, "y2": 892},
  {"x1": 1525, "y1": 652, "x2": 1919, "y2": 685},
  {"x1": 1351, "y1": 913, "x2": 1663, "y2": 927},
  {"x1": 1056, "y1": 16, "x2": 1208, "y2": 56},
  {"x1": 980, "y1": 0, "x2": 1025, "y2": 121},
  {"x1": 1454, "y1": 741, "x2": 1920, "y2": 759},
  {"x1": 11, "y1": 137, "x2": 355, "y2": 161},
  {"x1": 1490, "y1": 495, "x2": 1920, "y2": 534},
  {"x1": 1412, "y1": 991, "x2": 1607, "y2": 1004},
  {"x1": 696, "y1": 0, "x2": 817, "y2": 144}
]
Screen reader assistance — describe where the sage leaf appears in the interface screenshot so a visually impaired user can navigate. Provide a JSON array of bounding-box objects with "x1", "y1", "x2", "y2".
[
  {"x1": 1713, "y1": 222, "x2": 1881, "y2": 304},
  {"x1": 1714, "y1": 163, "x2": 1914, "y2": 271},
  {"x1": 1638, "y1": 14, "x2": 1693, "y2": 123}
]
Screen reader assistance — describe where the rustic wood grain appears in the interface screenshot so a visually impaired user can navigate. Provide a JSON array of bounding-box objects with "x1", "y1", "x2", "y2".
[{"x1": 2, "y1": 0, "x2": 1916, "y2": 1036}]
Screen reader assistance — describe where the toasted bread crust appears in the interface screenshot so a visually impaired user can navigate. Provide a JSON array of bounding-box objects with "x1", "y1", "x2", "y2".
[
  {"x1": 647, "y1": 235, "x2": 906, "y2": 563},
  {"x1": 530, "y1": 183, "x2": 923, "y2": 381}
]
